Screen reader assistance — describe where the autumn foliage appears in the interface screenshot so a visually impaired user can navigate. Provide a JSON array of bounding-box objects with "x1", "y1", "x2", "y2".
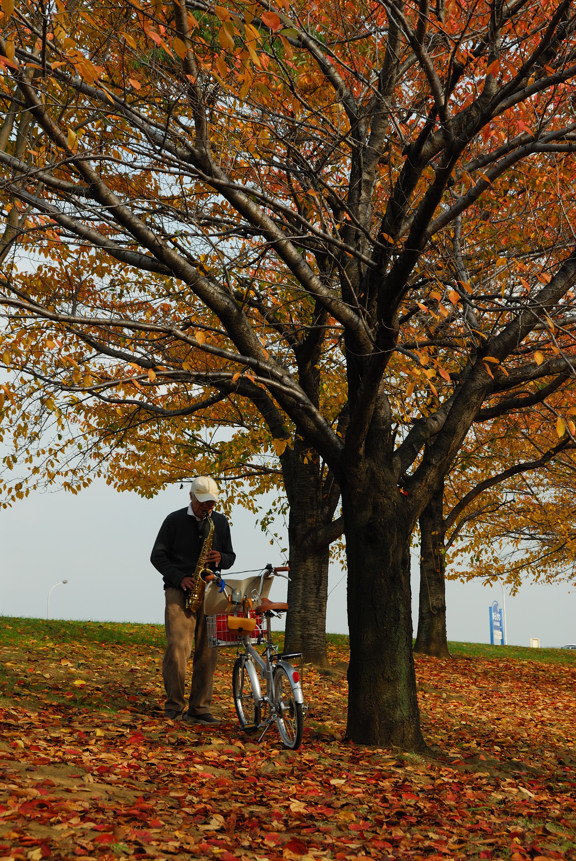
[
  {"x1": 1, "y1": 619, "x2": 576, "y2": 860},
  {"x1": 3, "y1": 0, "x2": 576, "y2": 749}
]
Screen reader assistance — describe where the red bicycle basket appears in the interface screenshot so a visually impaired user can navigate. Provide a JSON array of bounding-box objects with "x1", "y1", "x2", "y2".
[{"x1": 207, "y1": 612, "x2": 263, "y2": 647}]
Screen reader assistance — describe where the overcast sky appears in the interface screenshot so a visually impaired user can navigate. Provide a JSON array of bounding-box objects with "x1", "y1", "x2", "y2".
[{"x1": 1, "y1": 479, "x2": 574, "y2": 648}]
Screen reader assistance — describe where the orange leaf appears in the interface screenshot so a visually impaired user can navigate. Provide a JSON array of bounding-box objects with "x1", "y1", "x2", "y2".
[{"x1": 261, "y1": 10, "x2": 283, "y2": 31}]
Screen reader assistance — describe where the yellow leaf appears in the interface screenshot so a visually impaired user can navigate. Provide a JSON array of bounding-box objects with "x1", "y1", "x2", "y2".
[
  {"x1": 67, "y1": 128, "x2": 78, "y2": 151},
  {"x1": 2, "y1": 0, "x2": 14, "y2": 20},
  {"x1": 4, "y1": 37, "x2": 15, "y2": 61},
  {"x1": 147, "y1": 369, "x2": 156, "y2": 382},
  {"x1": 72, "y1": 679, "x2": 86, "y2": 687},
  {"x1": 122, "y1": 31, "x2": 137, "y2": 49},
  {"x1": 174, "y1": 37, "x2": 188, "y2": 60},
  {"x1": 232, "y1": 371, "x2": 241, "y2": 383},
  {"x1": 482, "y1": 356, "x2": 500, "y2": 364},
  {"x1": 244, "y1": 23, "x2": 261, "y2": 43},
  {"x1": 214, "y1": 5, "x2": 231, "y2": 21},
  {"x1": 569, "y1": 420, "x2": 576, "y2": 436},
  {"x1": 218, "y1": 22, "x2": 235, "y2": 52},
  {"x1": 246, "y1": 42, "x2": 261, "y2": 67},
  {"x1": 195, "y1": 331, "x2": 206, "y2": 345},
  {"x1": 556, "y1": 417, "x2": 566, "y2": 438},
  {"x1": 534, "y1": 351, "x2": 544, "y2": 365},
  {"x1": 215, "y1": 53, "x2": 229, "y2": 79},
  {"x1": 272, "y1": 438, "x2": 290, "y2": 456}
]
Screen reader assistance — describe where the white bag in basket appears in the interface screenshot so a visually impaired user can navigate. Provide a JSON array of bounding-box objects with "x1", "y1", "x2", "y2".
[{"x1": 203, "y1": 574, "x2": 274, "y2": 616}]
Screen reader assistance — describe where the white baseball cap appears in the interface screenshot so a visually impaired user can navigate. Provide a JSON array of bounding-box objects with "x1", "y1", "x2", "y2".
[{"x1": 190, "y1": 476, "x2": 219, "y2": 502}]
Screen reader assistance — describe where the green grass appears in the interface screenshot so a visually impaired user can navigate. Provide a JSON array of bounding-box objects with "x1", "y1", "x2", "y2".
[
  {"x1": 448, "y1": 640, "x2": 576, "y2": 663},
  {"x1": 2, "y1": 618, "x2": 575, "y2": 665},
  {"x1": 0, "y1": 615, "x2": 165, "y2": 648}
]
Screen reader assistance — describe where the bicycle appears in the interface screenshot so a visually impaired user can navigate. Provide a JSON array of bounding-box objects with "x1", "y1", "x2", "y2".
[{"x1": 205, "y1": 564, "x2": 306, "y2": 750}]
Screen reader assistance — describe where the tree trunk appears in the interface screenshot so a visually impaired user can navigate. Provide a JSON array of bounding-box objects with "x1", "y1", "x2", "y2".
[
  {"x1": 284, "y1": 525, "x2": 330, "y2": 667},
  {"x1": 414, "y1": 480, "x2": 451, "y2": 658},
  {"x1": 282, "y1": 445, "x2": 337, "y2": 667},
  {"x1": 342, "y1": 474, "x2": 426, "y2": 751}
]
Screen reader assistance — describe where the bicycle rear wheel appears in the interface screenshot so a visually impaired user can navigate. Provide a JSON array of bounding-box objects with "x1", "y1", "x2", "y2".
[
  {"x1": 232, "y1": 656, "x2": 261, "y2": 729},
  {"x1": 273, "y1": 665, "x2": 304, "y2": 750}
]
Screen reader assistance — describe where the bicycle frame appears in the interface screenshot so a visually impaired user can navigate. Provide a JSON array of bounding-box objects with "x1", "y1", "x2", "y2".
[
  {"x1": 240, "y1": 615, "x2": 305, "y2": 724},
  {"x1": 215, "y1": 565, "x2": 306, "y2": 749}
]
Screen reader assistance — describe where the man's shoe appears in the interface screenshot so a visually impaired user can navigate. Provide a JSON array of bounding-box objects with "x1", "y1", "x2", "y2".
[
  {"x1": 164, "y1": 710, "x2": 184, "y2": 720},
  {"x1": 184, "y1": 712, "x2": 220, "y2": 725}
]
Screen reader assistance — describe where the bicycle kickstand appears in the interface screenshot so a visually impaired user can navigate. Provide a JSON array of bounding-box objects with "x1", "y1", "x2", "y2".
[{"x1": 257, "y1": 718, "x2": 273, "y2": 744}]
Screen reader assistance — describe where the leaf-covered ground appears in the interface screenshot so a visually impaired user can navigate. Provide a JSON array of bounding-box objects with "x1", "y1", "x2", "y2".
[{"x1": 1, "y1": 620, "x2": 576, "y2": 860}]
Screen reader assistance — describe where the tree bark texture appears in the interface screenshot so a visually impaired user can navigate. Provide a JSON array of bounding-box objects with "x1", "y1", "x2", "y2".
[
  {"x1": 282, "y1": 446, "x2": 338, "y2": 667},
  {"x1": 342, "y1": 472, "x2": 426, "y2": 751},
  {"x1": 414, "y1": 480, "x2": 451, "y2": 658}
]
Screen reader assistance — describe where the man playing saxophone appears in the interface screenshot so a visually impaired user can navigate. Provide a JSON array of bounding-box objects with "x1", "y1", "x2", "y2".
[{"x1": 150, "y1": 476, "x2": 236, "y2": 723}]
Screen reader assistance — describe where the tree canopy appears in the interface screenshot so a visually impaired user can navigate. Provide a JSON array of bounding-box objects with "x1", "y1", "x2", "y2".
[{"x1": 2, "y1": 0, "x2": 576, "y2": 748}]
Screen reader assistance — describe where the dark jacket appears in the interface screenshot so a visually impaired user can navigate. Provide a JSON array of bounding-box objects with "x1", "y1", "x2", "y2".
[{"x1": 150, "y1": 507, "x2": 236, "y2": 590}]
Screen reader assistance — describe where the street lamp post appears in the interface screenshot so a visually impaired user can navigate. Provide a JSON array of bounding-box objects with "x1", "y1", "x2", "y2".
[
  {"x1": 47, "y1": 579, "x2": 69, "y2": 619},
  {"x1": 501, "y1": 582, "x2": 508, "y2": 646}
]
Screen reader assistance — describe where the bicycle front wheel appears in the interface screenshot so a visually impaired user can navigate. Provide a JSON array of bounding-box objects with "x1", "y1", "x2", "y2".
[
  {"x1": 273, "y1": 664, "x2": 304, "y2": 750},
  {"x1": 232, "y1": 656, "x2": 261, "y2": 729}
]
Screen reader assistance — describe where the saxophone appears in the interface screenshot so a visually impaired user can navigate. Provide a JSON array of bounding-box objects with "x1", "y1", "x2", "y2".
[{"x1": 185, "y1": 515, "x2": 215, "y2": 612}]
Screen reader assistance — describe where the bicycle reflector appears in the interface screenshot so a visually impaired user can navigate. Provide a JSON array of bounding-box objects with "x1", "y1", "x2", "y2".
[{"x1": 292, "y1": 670, "x2": 300, "y2": 683}]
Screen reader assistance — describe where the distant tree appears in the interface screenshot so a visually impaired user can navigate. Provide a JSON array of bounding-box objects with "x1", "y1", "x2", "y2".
[{"x1": 415, "y1": 402, "x2": 576, "y2": 657}]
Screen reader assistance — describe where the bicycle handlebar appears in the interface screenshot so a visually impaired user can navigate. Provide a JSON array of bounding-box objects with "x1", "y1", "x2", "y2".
[{"x1": 265, "y1": 563, "x2": 290, "y2": 580}]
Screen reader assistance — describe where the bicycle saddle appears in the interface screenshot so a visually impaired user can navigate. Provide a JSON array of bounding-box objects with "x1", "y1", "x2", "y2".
[{"x1": 259, "y1": 597, "x2": 289, "y2": 612}]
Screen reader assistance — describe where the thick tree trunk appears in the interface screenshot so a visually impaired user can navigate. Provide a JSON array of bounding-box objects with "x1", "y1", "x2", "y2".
[
  {"x1": 414, "y1": 481, "x2": 451, "y2": 658},
  {"x1": 343, "y1": 475, "x2": 426, "y2": 751}
]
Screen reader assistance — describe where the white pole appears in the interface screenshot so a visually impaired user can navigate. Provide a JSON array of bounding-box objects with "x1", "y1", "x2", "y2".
[
  {"x1": 47, "y1": 579, "x2": 68, "y2": 619},
  {"x1": 501, "y1": 582, "x2": 508, "y2": 645}
]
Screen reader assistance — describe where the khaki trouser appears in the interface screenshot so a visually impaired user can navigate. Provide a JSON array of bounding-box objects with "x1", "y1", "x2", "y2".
[{"x1": 162, "y1": 587, "x2": 218, "y2": 716}]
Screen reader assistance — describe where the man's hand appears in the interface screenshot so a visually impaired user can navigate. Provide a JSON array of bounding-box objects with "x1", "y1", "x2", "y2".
[
  {"x1": 180, "y1": 554, "x2": 221, "y2": 591},
  {"x1": 180, "y1": 576, "x2": 196, "y2": 591}
]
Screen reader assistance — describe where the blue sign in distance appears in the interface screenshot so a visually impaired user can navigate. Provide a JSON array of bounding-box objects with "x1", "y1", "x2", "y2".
[{"x1": 489, "y1": 600, "x2": 505, "y2": 645}]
